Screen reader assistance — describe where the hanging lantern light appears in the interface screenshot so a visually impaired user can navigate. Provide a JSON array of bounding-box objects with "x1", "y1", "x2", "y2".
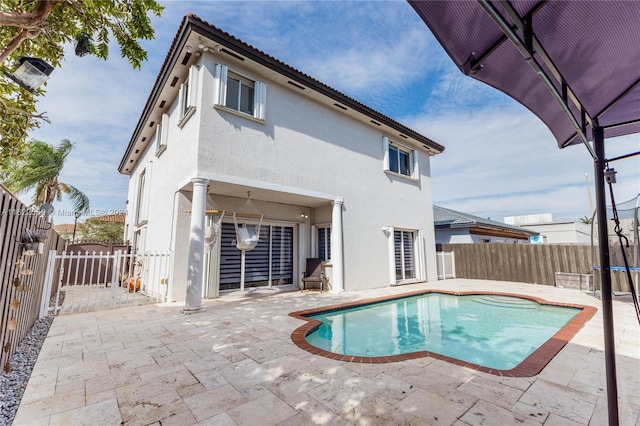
[
  {"x1": 74, "y1": 33, "x2": 92, "y2": 57},
  {"x1": 4, "y1": 56, "x2": 54, "y2": 92},
  {"x1": 10, "y1": 299, "x2": 20, "y2": 310},
  {"x1": 8, "y1": 318, "x2": 17, "y2": 330}
]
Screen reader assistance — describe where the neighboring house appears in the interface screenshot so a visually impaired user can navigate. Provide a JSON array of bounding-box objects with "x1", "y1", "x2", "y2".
[
  {"x1": 434, "y1": 205, "x2": 538, "y2": 244},
  {"x1": 513, "y1": 221, "x2": 591, "y2": 244},
  {"x1": 119, "y1": 14, "x2": 444, "y2": 306},
  {"x1": 505, "y1": 214, "x2": 592, "y2": 244}
]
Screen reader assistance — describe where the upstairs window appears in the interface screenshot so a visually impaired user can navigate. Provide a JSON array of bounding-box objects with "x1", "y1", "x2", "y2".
[
  {"x1": 227, "y1": 73, "x2": 254, "y2": 115},
  {"x1": 177, "y1": 65, "x2": 199, "y2": 126},
  {"x1": 383, "y1": 136, "x2": 419, "y2": 180},
  {"x1": 214, "y1": 64, "x2": 266, "y2": 120},
  {"x1": 155, "y1": 114, "x2": 168, "y2": 156}
]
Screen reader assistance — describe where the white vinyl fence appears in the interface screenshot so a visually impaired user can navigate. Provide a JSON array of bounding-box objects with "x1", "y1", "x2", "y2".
[
  {"x1": 436, "y1": 251, "x2": 456, "y2": 280},
  {"x1": 41, "y1": 250, "x2": 172, "y2": 316}
]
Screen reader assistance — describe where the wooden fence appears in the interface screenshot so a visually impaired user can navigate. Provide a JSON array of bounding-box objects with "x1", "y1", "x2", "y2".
[
  {"x1": 437, "y1": 243, "x2": 637, "y2": 292},
  {"x1": 1, "y1": 185, "x2": 66, "y2": 372}
]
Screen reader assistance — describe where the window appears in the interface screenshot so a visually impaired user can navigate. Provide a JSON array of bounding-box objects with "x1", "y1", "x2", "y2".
[
  {"x1": 214, "y1": 64, "x2": 266, "y2": 120},
  {"x1": 383, "y1": 136, "x2": 419, "y2": 179},
  {"x1": 155, "y1": 114, "x2": 168, "y2": 156},
  {"x1": 135, "y1": 170, "x2": 146, "y2": 224},
  {"x1": 177, "y1": 65, "x2": 198, "y2": 125},
  {"x1": 317, "y1": 226, "x2": 331, "y2": 262},
  {"x1": 394, "y1": 230, "x2": 416, "y2": 281}
]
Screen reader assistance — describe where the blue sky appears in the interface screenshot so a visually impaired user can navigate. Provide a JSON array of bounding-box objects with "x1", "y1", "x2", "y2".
[{"x1": 29, "y1": 0, "x2": 640, "y2": 224}]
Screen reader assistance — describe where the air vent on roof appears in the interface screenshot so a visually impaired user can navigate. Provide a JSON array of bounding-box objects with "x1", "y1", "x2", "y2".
[
  {"x1": 220, "y1": 48, "x2": 244, "y2": 61},
  {"x1": 370, "y1": 120, "x2": 381, "y2": 126},
  {"x1": 333, "y1": 103, "x2": 347, "y2": 111},
  {"x1": 287, "y1": 81, "x2": 305, "y2": 90},
  {"x1": 159, "y1": 100, "x2": 166, "y2": 108},
  {"x1": 399, "y1": 134, "x2": 408, "y2": 139},
  {"x1": 181, "y1": 52, "x2": 192, "y2": 65},
  {"x1": 170, "y1": 76, "x2": 179, "y2": 87}
]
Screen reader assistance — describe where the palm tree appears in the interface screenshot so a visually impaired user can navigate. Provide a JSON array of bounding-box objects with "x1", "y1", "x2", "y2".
[
  {"x1": 579, "y1": 216, "x2": 593, "y2": 225},
  {"x1": 3, "y1": 139, "x2": 90, "y2": 212}
]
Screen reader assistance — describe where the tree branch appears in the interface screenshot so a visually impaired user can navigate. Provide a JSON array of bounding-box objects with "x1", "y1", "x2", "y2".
[
  {"x1": 0, "y1": 0, "x2": 56, "y2": 28},
  {"x1": 0, "y1": 28, "x2": 41, "y2": 64}
]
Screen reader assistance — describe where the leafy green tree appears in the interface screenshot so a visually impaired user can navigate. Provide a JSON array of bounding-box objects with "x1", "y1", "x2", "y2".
[
  {"x1": 84, "y1": 218, "x2": 125, "y2": 242},
  {"x1": 3, "y1": 139, "x2": 90, "y2": 211},
  {"x1": 0, "y1": 0, "x2": 164, "y2": 165}
]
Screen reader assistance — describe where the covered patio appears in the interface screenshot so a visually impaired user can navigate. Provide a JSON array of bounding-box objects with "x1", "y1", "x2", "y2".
[{"x1": 12, "y1": 279, "x2": 640, "y2": 425}]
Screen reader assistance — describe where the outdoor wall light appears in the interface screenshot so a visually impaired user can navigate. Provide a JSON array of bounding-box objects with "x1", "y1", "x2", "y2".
[
  {"x1": 5, "y1": 56, "x2": 54, "y2": 93},
  {"x1": 185, "y1": 45, "x2": 193, "y2": 53}
]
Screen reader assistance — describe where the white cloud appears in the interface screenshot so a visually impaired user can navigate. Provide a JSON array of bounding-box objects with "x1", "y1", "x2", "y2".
[
  {"x1": 17, "y1": 0, "x2": 640, "y2": 226},
  {"x1": 406, "y1": 106, "x2": 640, "y2": 222}
]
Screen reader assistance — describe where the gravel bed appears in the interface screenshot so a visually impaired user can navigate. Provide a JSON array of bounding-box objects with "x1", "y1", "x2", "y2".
[{"x1": 0, "y1": 294, "x2": 61, "y2": 426}]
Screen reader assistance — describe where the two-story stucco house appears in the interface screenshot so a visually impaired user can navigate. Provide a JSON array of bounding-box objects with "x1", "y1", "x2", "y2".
[{"x1": 119, "y1": 14, "x2": 444, "y2": 311}]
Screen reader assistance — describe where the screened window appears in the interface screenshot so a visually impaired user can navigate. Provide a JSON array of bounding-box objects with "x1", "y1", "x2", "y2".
[
  {"x1": 135, "y1": 170, "x2": 146, "y2": 224},
  {"x1": 214, "y1": 64, "x2": 267, "y2": 120},
  {"x1": 383, "y1": 136, "x2": 418, "y2": 179},
  {"x1": 389, "y1": 144, "x2": 412, "y2": 176},
  {"x1": 219, "y1": 223, "x2": 293, "y2": 290},
  {"x1": 226, "y1": 74, "x2": 254, "y2": 115},
  {"x1": 317, "y1": 226, "x2": 331, "y2": 262},
  {"x1": 155, "y1": 114, "x2": 168, "y2": 156},
  {"x1": 178, "y1": 65, "x2": 198, "y2": 125},
  {"x1": 394, "y1": 230, "x2": 416, "y2": 281}
]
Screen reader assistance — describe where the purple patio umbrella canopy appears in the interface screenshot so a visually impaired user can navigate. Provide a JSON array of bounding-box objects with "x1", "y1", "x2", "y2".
[
  {"x1": 409, "y1": 1, "x2": 640, "y2": 425},
  {"x1": 409, "y1": 1, "x2": 640, "y2": 150}
]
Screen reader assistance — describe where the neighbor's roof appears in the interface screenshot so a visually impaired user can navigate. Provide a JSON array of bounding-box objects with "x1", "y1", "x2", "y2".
[
  {"x1": 118, "y1": 14, "x2": 444, "y2": 174},
  {"x1": 434, "y1": 205, "x2": 539, "y2": 236}
]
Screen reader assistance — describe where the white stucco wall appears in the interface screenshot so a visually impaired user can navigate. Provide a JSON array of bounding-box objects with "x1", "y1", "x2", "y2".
[
  {"x1": 522, "y1": 222, "x2": 592, "y2": 244},
  {"x1": 125, "y1": 52, "x2": 439, "y2": 296}
]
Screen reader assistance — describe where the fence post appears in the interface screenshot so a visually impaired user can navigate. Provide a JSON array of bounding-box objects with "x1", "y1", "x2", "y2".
[
  {"x1": 110, "y1": 251, "x2": 122, "y2": 309},
  {"x1": 39, "y1": 250, "x2": 57, "y2": 319},
  {"x1": 451, "y1": 251, "x2": 456, "y2": 279}
]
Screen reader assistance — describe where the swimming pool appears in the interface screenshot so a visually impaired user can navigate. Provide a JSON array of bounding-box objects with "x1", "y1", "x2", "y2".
[{"x1": 290, "y1": 290, "x2": 596, "y2": 376}]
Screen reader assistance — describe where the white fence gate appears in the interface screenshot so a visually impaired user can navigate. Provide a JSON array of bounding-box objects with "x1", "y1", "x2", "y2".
[
  {"x1": 40, "y1": 250, "x2": 172, "y2": 316},
  {"x1": 436, "y1": 251, "x2": 456, "y2": 280}
]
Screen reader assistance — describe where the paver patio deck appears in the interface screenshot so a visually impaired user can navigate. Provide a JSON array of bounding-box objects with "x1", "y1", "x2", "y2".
[{"x1": 12, "y1": 279, "x2": 640, "y2": 425}]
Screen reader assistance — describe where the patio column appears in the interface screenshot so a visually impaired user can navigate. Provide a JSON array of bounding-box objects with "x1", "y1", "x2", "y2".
[
  {"x1": 182, "y1": 177, "x2": 208, "y2": 314},
  {"x1": 331, "y1": 199, "x2": 344, "y2": 292}
]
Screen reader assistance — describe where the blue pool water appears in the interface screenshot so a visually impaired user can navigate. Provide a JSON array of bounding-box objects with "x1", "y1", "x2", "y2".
[{"x1": 305, "y1": 293, "x2": 581, "y2": 370}]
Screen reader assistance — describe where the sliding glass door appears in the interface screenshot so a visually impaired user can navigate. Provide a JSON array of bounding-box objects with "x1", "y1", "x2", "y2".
[{"x1": 219, "y1": 222, "x2": 294, "y2": 291}]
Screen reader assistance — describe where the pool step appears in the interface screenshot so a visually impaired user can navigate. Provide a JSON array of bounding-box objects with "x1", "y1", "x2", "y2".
[{"x1": 471, "y1": 295, "x2": 538, "y2": 309}]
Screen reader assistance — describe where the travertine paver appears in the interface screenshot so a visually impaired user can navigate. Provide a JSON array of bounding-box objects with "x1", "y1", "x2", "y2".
[{"x1": 12, "y1": 279, "x2": 640, "y2": 425}]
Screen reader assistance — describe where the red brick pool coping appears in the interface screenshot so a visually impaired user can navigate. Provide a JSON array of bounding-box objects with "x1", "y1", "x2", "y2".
[{"x1": 289, "y1": 289, "x2": 597, "y2": 377}]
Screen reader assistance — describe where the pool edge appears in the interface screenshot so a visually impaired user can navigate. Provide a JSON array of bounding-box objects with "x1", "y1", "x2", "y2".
[{"x1": 288, "y1": 289, "x2": 598, "y2": 377}]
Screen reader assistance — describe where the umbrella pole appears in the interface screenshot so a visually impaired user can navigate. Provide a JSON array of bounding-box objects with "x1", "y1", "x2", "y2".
[{"x1": 594, "y1": 125, "x2": 619, "y2": 425}]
